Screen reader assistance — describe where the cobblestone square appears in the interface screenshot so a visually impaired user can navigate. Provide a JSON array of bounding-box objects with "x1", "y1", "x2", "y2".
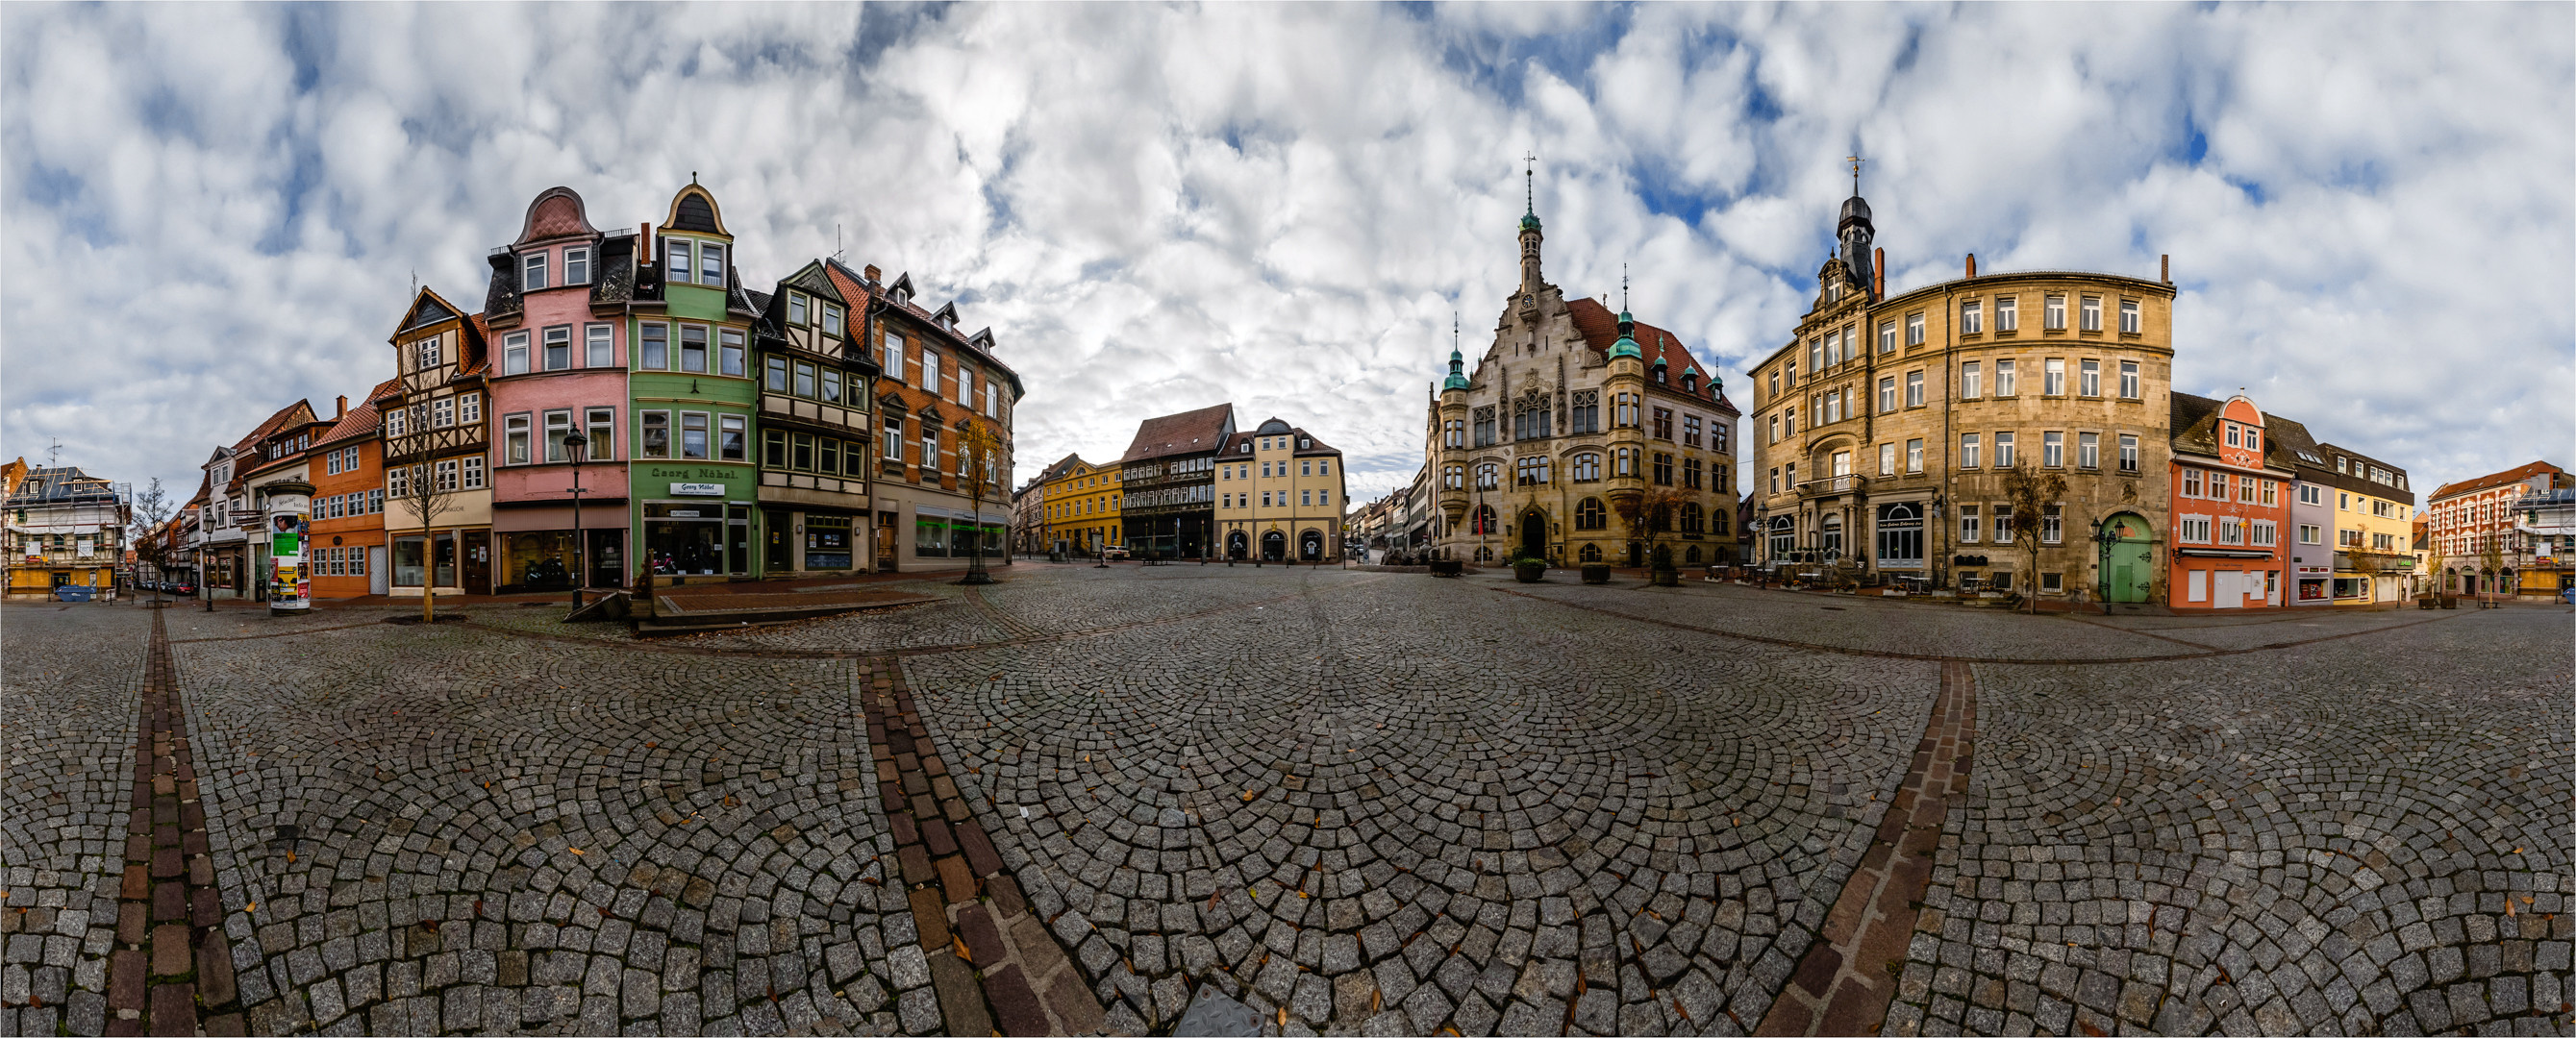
[{"x1": 6, "y1": 567, "x2": 2569, "y2": 1036}]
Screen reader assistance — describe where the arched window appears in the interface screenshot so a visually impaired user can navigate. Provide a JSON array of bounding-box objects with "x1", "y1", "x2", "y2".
[
  {"x1": 1575, "y1": 498, "x2": 1608, "y2": 531},
  {"x1": 1471, "y1": 505, "x2": 1497, "y2": 535},
  {"x1": 1686, "y1": 544, "x2": 1702, "y2": 564},
  {"x1": 1767, "y1": 515, "x2": 1794, "y2": 559},
  {"x1": 1876, "y1": 502, "x2": 1923, "y2": 567},
  {"x1": 1681, "y1": 503, "x2": 1705, "y2": 534},
  {"x1": 1821, "y1": 513, "x2": 1844, "y2": 556}
]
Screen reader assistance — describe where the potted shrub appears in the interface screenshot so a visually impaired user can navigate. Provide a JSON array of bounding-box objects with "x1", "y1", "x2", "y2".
[
  {"x1": 1429, "y1": 556, "x2": 1463, "y2": 578},
  {"x1": 1512, "y1": 552, "x2": 1548, "y2": 583},
  {"x1": 1648, "y1": 544, "x2": 1680, "y2": 587},
  {"x1": 1582, "y1": 561, "x2": 1612, "y2": 584}
]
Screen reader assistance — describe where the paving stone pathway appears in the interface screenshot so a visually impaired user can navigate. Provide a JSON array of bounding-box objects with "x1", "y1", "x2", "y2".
[{"x1": 6, "y1": 568, "x2": 2569, "y2": 1037}]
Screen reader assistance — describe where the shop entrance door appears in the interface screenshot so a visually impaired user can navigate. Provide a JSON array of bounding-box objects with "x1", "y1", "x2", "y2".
[
  {"x1": 463, "y1": 531, "x2": 491, "y2": 594},
  {"x1": 369, "y1": 548, "x2": 388, "y2": 595},
  {"x1": 588, "y1": 530, "x2": 625, "y2": 588},
  {"x1": 875, "y1": 512, "x2": 897, "y2": 572},
  {"x1": 764, "y1": 509, "x2": 793, "y2": 573}
]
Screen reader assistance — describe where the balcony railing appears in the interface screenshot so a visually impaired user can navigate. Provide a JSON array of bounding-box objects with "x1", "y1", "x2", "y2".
[{"x1": 1797, "y1": 474, "x2": 1866, "y2": 497}]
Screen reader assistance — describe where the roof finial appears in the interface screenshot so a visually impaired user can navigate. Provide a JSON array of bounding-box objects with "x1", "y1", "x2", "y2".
[
  {"x1": 691, "y1": 170, "x2": 699, "y2": 185},
  {"x1": 1621, "y1": 263, "x2": 1629, "y2": 311},
  {"x1": 1847, "y1": 154, "x2": 1863, "y2": 196},
  {"x1": 1523, "y1": 150, "x2": 1537, "y2": 214}
]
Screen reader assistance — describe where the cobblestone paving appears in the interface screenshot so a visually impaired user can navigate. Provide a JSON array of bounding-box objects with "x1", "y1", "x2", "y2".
[
  {"x1": 1889, "y1": 610, "x2": 2575, "y2": 1037},
  {"x1": 171, "y1": 622, "x2": 912, "y2": 1036},
  {"x1": 908, "y1": 570, "x2": 1939, "y2": 1035},
  {"x1": 1, "y1": 606, "x2": 146, "y2": 1038},
  {"x1": 8, "y1": 575, "x2": 2570, "y2": 1037}
]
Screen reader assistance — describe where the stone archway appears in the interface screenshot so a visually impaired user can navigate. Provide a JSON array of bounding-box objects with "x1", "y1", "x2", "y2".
[
  {"x1": 1300, "y1": 529, "x2": 1323, "y2": 560},
  {"x1": 1261, "y1": 530, "x2": 1286, "y2": 561},
  {"x1": 1519, "y1": 508, "x2": 1548, "y2": 560},
  {"x1": 1227, "y1": 531, "x2": 1248, "y2": 559}
]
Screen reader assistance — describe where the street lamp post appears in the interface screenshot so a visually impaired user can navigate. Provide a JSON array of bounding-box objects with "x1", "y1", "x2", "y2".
[{"x1": 563, "y1": 430, "x2": 588, "y2": 606}]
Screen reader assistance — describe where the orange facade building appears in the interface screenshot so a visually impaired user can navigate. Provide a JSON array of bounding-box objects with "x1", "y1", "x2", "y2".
[
  {"x1": 306, "y1": 383, "x2": 397, "y2": 598},
  {"x1": 2167, "y1": 393, "x2": 2293, "y2": 609}
]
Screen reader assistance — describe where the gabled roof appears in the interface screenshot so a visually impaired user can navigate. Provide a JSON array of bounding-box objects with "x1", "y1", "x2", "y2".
[
  {"x1": 820, "y1": 257, "x2": 1025, "y2": 396},
  {"x1": 1564, "y1": 297, "x2": 1733, "y2": 410},
  {"x1": 1035, "y1": 454, "x2": 1090, "y2": 484},
  {"x1": 2430, "y1": 460, "x2": 2568, "y2": 502},
  {"x1": 313, "y1": 379, "x2": 399, "y2": 447},
  {"x1": 2169, "y1": 391, "x2": 2291, "y2": 471},
  {"x1": 1121, "y1": 403, "x2": 1237, "y2": 462}
]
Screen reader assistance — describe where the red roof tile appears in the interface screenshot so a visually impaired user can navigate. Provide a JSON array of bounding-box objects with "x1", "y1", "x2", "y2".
[
  {"x1": 1122, "y1": 404, "x2": 1236, "y2": 462},
  {"x1": 1565, "y1": 298, "x2": 1732, "y2": 409},
  {"x1": 2430, "y1": 460, "x2": 2567, "y2": 502}
]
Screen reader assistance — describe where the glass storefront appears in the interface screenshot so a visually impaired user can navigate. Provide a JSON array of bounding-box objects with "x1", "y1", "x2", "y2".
[
  {"x1": 805, "y1": 515, "x2": 854, "y2": 569},
  {"x1": 645, "y1": 502, "x2": 746, "y2": 576},
  {"x1": 391, "y1": 532, "x2": 457, "y2": 588},
  {"x1": 506, "y1": 531, "x2": 579, "y2": 590}
]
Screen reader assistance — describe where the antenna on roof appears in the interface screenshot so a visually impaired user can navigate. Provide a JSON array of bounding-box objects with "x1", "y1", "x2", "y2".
[
  {"x1": 835, "y1": 223, "x2": 844, "y2": 262},
  {"x1": 46, "y1": 437, "x2": 62, "y2": 468}
]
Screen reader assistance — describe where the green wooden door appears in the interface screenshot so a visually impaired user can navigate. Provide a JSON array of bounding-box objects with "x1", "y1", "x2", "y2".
[{"x1": 2102, "y1": 516, "x2": 2153, "y2": 604}]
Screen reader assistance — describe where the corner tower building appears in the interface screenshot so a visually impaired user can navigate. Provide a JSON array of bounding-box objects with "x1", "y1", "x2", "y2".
[{"x1": 1427, "y1": 181, "x2": 1741, "y2": 567}]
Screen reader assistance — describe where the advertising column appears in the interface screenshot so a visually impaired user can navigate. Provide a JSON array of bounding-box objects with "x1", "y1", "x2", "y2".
[{"x1": 264, "y1": 480, "x2": 315, "y2": 615}]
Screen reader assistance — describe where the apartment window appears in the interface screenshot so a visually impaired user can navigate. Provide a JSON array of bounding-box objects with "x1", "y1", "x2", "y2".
[
  {"x1": 822, "y1": 304, "x2": 843, "y2": 337},
  {"x1": 2184, "y1": 469, "x2": 2202, "y2": 497},
  {"x1": 1825, "y1": 330, "x2": 1843, "y2": 366},
  {"x1": 1905, "y1": 370, "x2": 1924, "y2": 408},
  {"x1": 765, "y1": 357, "x2": 789, "y2": 393},
  {"x1": 2042, "y1": 432, "x2": 2063, "y2": 467},
  {"x1": 504, "y1": 414, "x2": 532, "y2": 465},
  {"x1": 1616, "y1": 393, "x2": 1639, "y2": 428},
  {"x1": 679, "y1": 326, "x2": 708, "y2": 373},
  {"x1": 697, "y1": 243, "x2": 724, "y2": 285},
  {"x1": 788, "y1": 293, "x2": 810, "y2": 327},
  {"x1": 2220, "y1": 517, "x2": 2244, "y2": 545},
  {"x1": 523, "y1": 251, "x2": 548, "y2": 291},
  {"x1": 921, "y1": 429, "x2": 940, "y2": 474},
  {"x1": 793, "y1": 360, "x2": 817, "y2": 399},
  {"x1": 641, "y1": 411, "x2": 671, "y2": 458},
  {"x1": 415, "y1": 335, "x2": 443, "y2": 370},
  {"x1": 503, "y1": 332, "x2": 532, "y2": 375},
  {"x1": 1648, "y1": 453, "x2": 1672, "y2": 485},
  {"x1": 1768, "y1": 467, "x2": 1780, "y2": 494},
  {"x1": 1962, "y1": 361, "x2": 1982, "y2": 399},
  {"x1": 1518, "y1": 457, "x2": 1553, "y2": 486},
  {"x1": 1571, "y1": 454, "x2": 1600, "y2": 482},
  {"x1": 2263, "y1": 481, "x2": 2280, "y2": 506},
  {"x1": 1960, "y1": 507, "x2": 1981, "y2": 543},
  {"x1": 2044, "y1": 295, "x2": 2066, "y2": 330},
  {"x1": 1900, "y1": 437, "x2": 1921, "y2": 474},
  {"x1": 1878, "y1": 321, "x2": 1896, "y2": 353},
  {"x1": 881, "y1": 418, "x2": 904, "y2": 460},
  {"x1": 1683, "y1": 414, "x2": 1702, "y2": 447},
  {"x1": 1961, "y1": 433, "x2": 1982, "y2": 468},
  {"x1": 1808, "y1": 338, "x2": 1823, "y2": 372},
  {"x1": 2080, "y1": 296, "x2": 2102, "y2": 332},
  {"x1": 386, "y1": 465, "x2": 407, "y2": 498},
  {"x1": 461, "y1": 393, "x2": 480, "y2": 424},
  {"x1": 2298, "y1": 524, "x2": 2320, "y2": 545},
  {"x1": 1994, "y1": 432, "x2": 2016, "y2": 467},
  {"x1": 2072, "y1": 359, "x2": 2098, "y2": 399},
  {"x1": 2244, "y1": 429, "x2": 2260, "y2": 453},
  {"x1": 922, "y1": 351, "x2": 942, "y2": 395},
  {"x1": 1995, "y1": 296, "x2": 2017, "y2": 331},
  {"x1": 2078, "y1": 432, "x2": 2099, "y2": 469},
  {"x1": 1906, "y1": 312, "x2": 1925, "y2": 346},
  {"x1": 433, "y1": 398, "x2": 455, "y2": 428},
  {"x1": 544, "y1": 326, "x2": 572, "y2": 370},
  {"x1": 2180, "y1": 516, "x2": 2210, "y2": 543},
  {"x1": 640, "y1": 323, "x2": 668, "y2": 370},
  {"x1": 2297, "y1": 483, "x2": 2321, "y2": 506},
  {"x1": 1995, "y1": 359, "x2": 2017, "y2": 396},
  {"x1": 586, "y1": 324, "x2": 613, "y2": 368},
  {"x1": 585, "y1": 408, "x2": 613, "y2": 460},
  {"x1": 325, "y1": 450, "x2": 340, "y2": 476},
  {"x1": 564, "y1": 247, "x2": 589, "y2": 285},
  {"x1": 880, "y1": 333, "x2": 905, "y2": 380},
  {"x1": 678, "y1": 413, "x2": 709, "y2": 459},
  {"x1": 1879, "y1": 443, "x2": 1896, "y2": 477},
  {"x1": 666, "y1": 240, "x2": 693, "y2": 284},
  {"x1": 2042, "y1": 505, "x2": 2063, "y2": 544},
  {"x1": 2255, "y1": 523, "x2": 2278, "y2": 547},
  {"x1": 2118, "y1": 299, "x2": 2140, "y2": 334},
  {"x1": 957, "y1": 367, "x2": 975, "y2": 408},
  {"x1": 1961, "y1": 301, "x2": 1982, "y2": 334},
  {"x1": 2118, "y1": 360, "x2": 2138, "y2": 399},
  {"x1": 2240, "y1": 476, "x2": 2258, "y2": 503},
  {"x1": 789, "y1": 432, "x2": 814, "y2": 471},
  {"x1": 434, "y1": 458, "x2": 459, "y2": 492},
  {"x1": 823, "y1": 368, "x2": 845, "y2": 405},
  {"x1": 543, "y1": 409, "x2": 573, "y2": 462},
  {"x1": 1994, "y1": 506, "x2": 2015, "y2": 541},
  {"x1": 719, "y1": 329, "x2": 745, "y2": 377},
  {"x1": 1768, "y1": 415, "x2": 1781, "y2": 445},
  {"x1": 1878, "y1": 377, "x2": 1896, "y2": 413},
  {"x1": 2043, "y1": 358, "x2": 2065, "y2": 396},
  {"x1": 387, "y1": 408, "x2": 407, "y2": 437}
]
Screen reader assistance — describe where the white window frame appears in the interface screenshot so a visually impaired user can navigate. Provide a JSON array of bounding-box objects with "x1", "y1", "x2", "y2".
[
  {"x1": 1962, "y1": 361, "x2": 1982, "y2": 399},
  {"x1": 503, "y1": 332, "x2": 532, "y2": 376},
  {"x1": 680, "y1": 411, "x2": 710, "y2": 460},
  {"x1": 1906, "y1": 312, "x2": 1924, "y2": 346},
  {"x1": 433, "y1": 397, "x2": 456, "y2": 429},
  {"x1": 2044, "y1": 295, "x2": 2066, "y2": 331},
  {"x1": 1961, "y1": 301, "x2": 1982, "y2": 334},
  {"x1": 505, "y1": 413, "x2": 533, "y2": 465},
  {"x1": 1906, "y1": 371, "x2": 1924, "y2": 408},
  {"x1": 564, "y1": 246, "x2": 589, "y2": 285},
  {"x1": 666, "y1": 238, "x2": 693, "y2": 284},
  {"x1": 543, "y1": 326, "x2": 573, "y2": 371},
  {"x1": 2043, "y1": 358, "x2": 2066, "y2": 396},
  {"x1": 2118, "y1": 299, "x2": 2139, "y2": 334},
  {"x1": 462, "y1": 456, "x2": 485, "y2": 489},
  {"x1": 522, "y1": 251, "x2": 548, "y2": 291},
  {"x1": 1994, "y1": 432, "x2": 2015, "y2": 467},
  {"x1": 586, "y1": 324, "x2": 614, "y2": 368},
  {"x1": 1878, "y1": 321, "x2": 1895, "y2": 353},
  {"x1": 2119, "y1": 360, "x2": 2139, "y2": 399},
  {"x1": 2080, "y1": 296, "x2": 2103, "y2": 332},
  {"x1": 1907, "y1": 438, "x2": 1924, "y2": 474},
  {"x1": 460, "y1": 392, "x2": 480, "y2": 425},
  {"x1": 1995, "y1": 359, "x2": 2017, "y2": 396},
  {"x1": 1961, "y1": 433, "x2": 1981, "y2": 469},
  {"x1": 1995, "y1": 296, "x2": 2016, "y2": 331}
]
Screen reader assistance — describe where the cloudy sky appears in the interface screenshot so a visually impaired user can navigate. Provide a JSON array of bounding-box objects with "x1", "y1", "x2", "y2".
[{"x1": 4, "y1": 3, "x2": 2569, "y2": 507}]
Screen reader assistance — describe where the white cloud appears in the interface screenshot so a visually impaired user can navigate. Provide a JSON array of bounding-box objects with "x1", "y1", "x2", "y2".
[{"x1": 2, "y1": 3, "x2": 2567, "y2": 508}]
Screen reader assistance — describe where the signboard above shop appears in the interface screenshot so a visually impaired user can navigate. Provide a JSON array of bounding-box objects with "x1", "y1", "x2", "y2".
[{"x1": 670, "y1": 482, "x2": 726, "y2": 497}]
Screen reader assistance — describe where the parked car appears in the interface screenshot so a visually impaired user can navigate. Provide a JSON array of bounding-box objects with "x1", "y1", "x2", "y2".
[
  {"x1": 170, "y1": 580, "x2": 196, "y2": 596},
  {"x1": 2560, "y1": 586, "x2": 2575, "y2": 605},
  {"x1": 1102, "y1": 545, "x2": 1131, "y2": 561}
]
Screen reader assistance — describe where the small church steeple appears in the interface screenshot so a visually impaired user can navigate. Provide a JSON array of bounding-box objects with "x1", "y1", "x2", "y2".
[
  {"x1": 1609, "y1": 264, "x2": 1641, "y2": 359},
  {"x1": 1442, "y1": 311, "x2": 1469, "y2": 390},
  {"x1": 1517, "y1": 152, "x2": 1544, "y2": 294},
  {"x1": 1838, "y1": 154, "x2": 1874, "y2": 292}
]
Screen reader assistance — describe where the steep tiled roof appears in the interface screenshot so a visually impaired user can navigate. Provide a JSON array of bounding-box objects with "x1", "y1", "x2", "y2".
[
  {"x1": 2170, "y1": 391, "x2": 2294, "y2": 471},
  {"x1": 822, "y1": 258, "x2": 1023, "y2": 394},
  {"x1": 2429, "y1": 460, "x2": 2566, "y2": 502},
  {"x1": 1035, "y1": 454, "x2": 1089, "y2": 484},
  {"x1": 313, "y1": 379, "x2": 397, "y2": 447},
  {"x1": 3, "y1": 465, "x2": 120, "y2": 507},
  {"x1": 1121, "y1": 404, "x2": 1236, "y2": 462},
  {"x1": 1565, "y1": 297, "x2": 1734, "y2": 410}
]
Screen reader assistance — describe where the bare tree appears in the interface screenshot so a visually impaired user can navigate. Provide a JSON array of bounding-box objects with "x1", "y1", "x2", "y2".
[
  {"x1": 1614, "y1": 487, "x2": 1688, "y2": 580},
  {"x1": 2478, "y1": 533, "x2": 2506, "y2": 603},
  {"x1": 395, "y1": 457, "x2": 463, "y2": 622},
  {"x1": 129, "y1": 478, "x2": 172, "y2": 603},
  {"x1": 955, "y1": 419, "x2": 1005, "y2": 584},
  {"x1": 2419, "y1": 533, "x2": 2446, "y2": 601},
  {"x1": 2000, "y1": 462, "x2": 2069, "y2": 613}
]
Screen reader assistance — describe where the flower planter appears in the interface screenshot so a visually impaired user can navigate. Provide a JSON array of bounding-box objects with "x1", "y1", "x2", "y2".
[
  {"x1": 1513, "y1": 561, "x2": 1548, "y2": 583},
  {"x1": 1581, "y1": 563, "x2": 1612, "y2": 584},
  {"x1": 1430, "y1": 559, "x2": 1463, "y2": 578}
]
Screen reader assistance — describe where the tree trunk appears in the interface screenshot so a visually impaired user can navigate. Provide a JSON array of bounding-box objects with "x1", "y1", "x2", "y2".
[{"x1": 422, "y1": 521, "x2": 438, "y2": 623}]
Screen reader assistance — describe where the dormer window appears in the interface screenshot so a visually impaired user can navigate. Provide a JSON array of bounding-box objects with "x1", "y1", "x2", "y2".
[
  {"x1": 789, "y1": 292, "x2": 810, "y2": 327},
  {"x1": 414, "y1": 335, "x2": 442, "y2": 370},
  {"x1": 667, "y1": 240, "x2": 693, "y2": 283},
  {"x1": 564, "y1": 247, "x2": 590, "y2": 285},
  {"x1": 698, "y1": 243, "x2": 724, "y2": 285},
  {"x1": 822, "y1": 303, "x2": 843, "y2": 336},
  {"x1": 523, "y1": 252, "x2": 548, "y2": 291}
]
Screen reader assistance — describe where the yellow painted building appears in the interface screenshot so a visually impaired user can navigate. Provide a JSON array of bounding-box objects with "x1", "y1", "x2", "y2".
[
  {"x1": 1039, "y1": 455, "x2": 1123, "y2": 555},
  {"x1": 1214, "y1": 417, "x2": 1347, "y2": 561}
]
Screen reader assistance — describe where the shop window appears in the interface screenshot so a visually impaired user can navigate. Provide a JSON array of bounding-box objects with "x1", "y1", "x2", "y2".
[{"x1": 805, "y1": 515, "x2": 854, "y2": 569}]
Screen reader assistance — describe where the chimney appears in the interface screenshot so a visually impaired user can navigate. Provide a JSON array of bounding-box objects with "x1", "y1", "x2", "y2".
[
  {"x1": 1872, "y1": 247, "x2": 1885, "y2": 300},
  {"x1": 863, "y1": 264, "x2": 881, "y2": 284},
  {"x1": 1965, "y1": 253, "x2": 1977, "y2": 279},
  {"x1": 2161, "y1": 254, "x2": 2171, "y2": 284},
  {"x1": 640, "y1": 223, "x2": 653, "y2": 255},
  {"x1": 336, "y1": 396, "x2": 347, "y2": 419}
]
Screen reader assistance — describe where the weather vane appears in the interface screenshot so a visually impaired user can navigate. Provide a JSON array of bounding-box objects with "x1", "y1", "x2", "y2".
[
  {"x1": 1523, "y1": 150, "x2": 1538, "y2": 210},
  {"x1": 1847, "y1": 154, "x2": 1863, "y2": 194}
]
